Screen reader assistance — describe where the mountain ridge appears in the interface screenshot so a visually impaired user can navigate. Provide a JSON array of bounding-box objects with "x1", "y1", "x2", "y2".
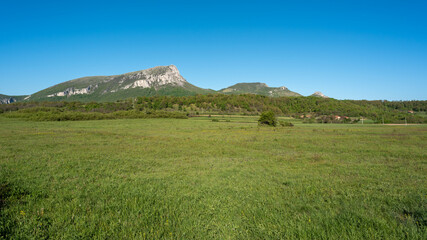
[
  {"x1": 219, "y1": 82, "x2": 301, "y2": 97},
  {"x1": 24, "y1": 65, "x2": 215, "y2": 102},
  {"x1": 2, "y1": 65, "x2": 327, "y2": 103}
]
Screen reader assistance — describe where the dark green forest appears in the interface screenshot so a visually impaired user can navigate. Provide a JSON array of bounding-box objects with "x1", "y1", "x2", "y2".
[{"x1": 1, "y1": 94, "x2": 426, "y2": 123}]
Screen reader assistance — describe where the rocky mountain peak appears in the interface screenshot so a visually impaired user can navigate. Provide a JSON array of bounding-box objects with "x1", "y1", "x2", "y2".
[
  {"x1": 167, "y1": 64, "x2": 179, "y2": 74},
  {"x1": 120, "y1": 65, "x2": 187, "y2": 90}
]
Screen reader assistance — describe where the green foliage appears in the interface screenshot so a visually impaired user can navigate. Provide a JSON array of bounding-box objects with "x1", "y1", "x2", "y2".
[
  {"x1": 279, "y1": 120, "x2": 294, "y2": 127},
  {"x1": 4, "y1": 109, "x2": 187, "y2": 121},
  {"x1": 258, "y1": 111, "x2": 277, "y2": 126},
  {"x1": 1, "y1": 95, "x2": 427, "y2": 123}
]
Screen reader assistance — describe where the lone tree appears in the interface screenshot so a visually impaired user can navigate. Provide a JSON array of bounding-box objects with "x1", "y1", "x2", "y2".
[{"x1": 258, "y1": 111, "x2": 277, "y2": 126}]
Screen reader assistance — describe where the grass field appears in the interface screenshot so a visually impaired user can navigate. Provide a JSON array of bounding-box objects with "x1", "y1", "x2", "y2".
[{"x1": 1, "y1": 116, "x2": 426, "y2": 239}]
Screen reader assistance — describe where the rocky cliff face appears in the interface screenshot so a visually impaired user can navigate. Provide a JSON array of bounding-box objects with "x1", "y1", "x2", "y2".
[
  {"x1": 0, "y1": 94, "x2": 29, "y2": 104},
  {"x1": 0, "y1": 97, "x2": 16, "y2": 104},
  {"x1": 47, "y1": 85, "x2": 98, "y2": 97},
  {"x1": 120, "y1": 65, "x2": 186, "y2": 90}
]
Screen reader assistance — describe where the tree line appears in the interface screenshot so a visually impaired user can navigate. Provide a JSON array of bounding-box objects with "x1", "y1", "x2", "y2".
[{"x1": 0, "y1": 94, "x2": 426, "y2": 123}]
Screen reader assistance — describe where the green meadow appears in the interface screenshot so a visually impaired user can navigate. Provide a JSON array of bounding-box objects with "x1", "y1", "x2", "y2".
[{"x1": 1, "y1": 116, "x2": 426, "y2": 239}]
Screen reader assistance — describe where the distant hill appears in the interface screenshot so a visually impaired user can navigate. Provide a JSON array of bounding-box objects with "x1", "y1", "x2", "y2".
[
  {"x1": 0, "y1": 94, "x2": 28, "y2": 104},
  {"x1": 311, "y1": 91, "x2": 329, "y2": 98},
  {"x1": 25, "y1": 65, "x2": 215, "y2": 102},
  {"x1": 219, "y1": 82, "x2": 301, "y2": 97}
]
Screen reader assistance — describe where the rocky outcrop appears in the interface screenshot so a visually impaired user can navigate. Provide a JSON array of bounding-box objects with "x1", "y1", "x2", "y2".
[
  {"x1": 0, "y1": 97, "x2": 16, "y2": 104},
  {"x1": 311, "y1": 91, "x2": 329, "y2": 98},
  {"x1": 121, "y1": 65, "x2": 187, "y2": 90},
  {"x1": 47, "y1": 85, "x2": 98, "y2": 97}
]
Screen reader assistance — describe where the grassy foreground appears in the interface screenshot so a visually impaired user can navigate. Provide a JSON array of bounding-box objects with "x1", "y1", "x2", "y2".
[{"x1": 0, "y1": 116, "x2": 426, "y2": 239}]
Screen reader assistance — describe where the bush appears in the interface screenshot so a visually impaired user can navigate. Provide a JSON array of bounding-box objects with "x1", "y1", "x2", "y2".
[
  {"x1": 212, "y1": 119, "x2": 219, "y2": 122},
  {"x1": 258, "y1": 111, "x2": 277, "y2": 126},
  {"x1": 279, "y1": 121, "x2": 294, "y2": 127}
]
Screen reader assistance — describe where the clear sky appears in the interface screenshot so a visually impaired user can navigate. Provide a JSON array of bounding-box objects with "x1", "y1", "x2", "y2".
[{"x1": 1, "y1": 0, "x2": 426, "y2": 100}]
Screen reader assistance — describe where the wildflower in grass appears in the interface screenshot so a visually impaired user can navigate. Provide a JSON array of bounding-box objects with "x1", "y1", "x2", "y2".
[{"x1": 20, "y1": 210, "x2": 25, "y2": 216}]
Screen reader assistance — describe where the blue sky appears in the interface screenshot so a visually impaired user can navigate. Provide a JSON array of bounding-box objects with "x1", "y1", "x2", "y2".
[{"x1": 1, "y1": 0, "x2": 426, "y2": 100}]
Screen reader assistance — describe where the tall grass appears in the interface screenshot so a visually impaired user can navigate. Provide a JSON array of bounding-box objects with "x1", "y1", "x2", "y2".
[{"x1": 1, "y1": 116, "x2": 426, "y2": 239}]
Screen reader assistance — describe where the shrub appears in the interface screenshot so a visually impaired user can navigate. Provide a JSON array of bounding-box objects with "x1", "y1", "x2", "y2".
[
  {"x1": 212, "y1": 119, "x2": 219, "y2": 122},
  {"x1": 258, "y1": 111, "x2": 277, "y2": 126},
  {"x1": 279, "y1": 121, "x2": 294, "y2": 127}
]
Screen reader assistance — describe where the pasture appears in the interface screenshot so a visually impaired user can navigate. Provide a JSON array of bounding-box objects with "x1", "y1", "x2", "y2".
[{"x1": 1, "y1": 116, "x2": 426, "y2": 239}]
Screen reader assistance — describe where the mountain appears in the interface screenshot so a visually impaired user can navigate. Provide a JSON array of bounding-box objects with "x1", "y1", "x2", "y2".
[
  {"x1": 219, "y1": 82, "x2": 301, "y2": 97},
  {"x1": 0, "y1": 94, "x2": 28, "y2": 104},
  {"x1": 25, "y1": 65, "x2": 215, "y2": 102},
  {"x1": 311, "y1": 91, "x2": 329, "y2": 98},
  {"x1": 3, "y1": 66, "x2": 310, "y2": 103}
]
